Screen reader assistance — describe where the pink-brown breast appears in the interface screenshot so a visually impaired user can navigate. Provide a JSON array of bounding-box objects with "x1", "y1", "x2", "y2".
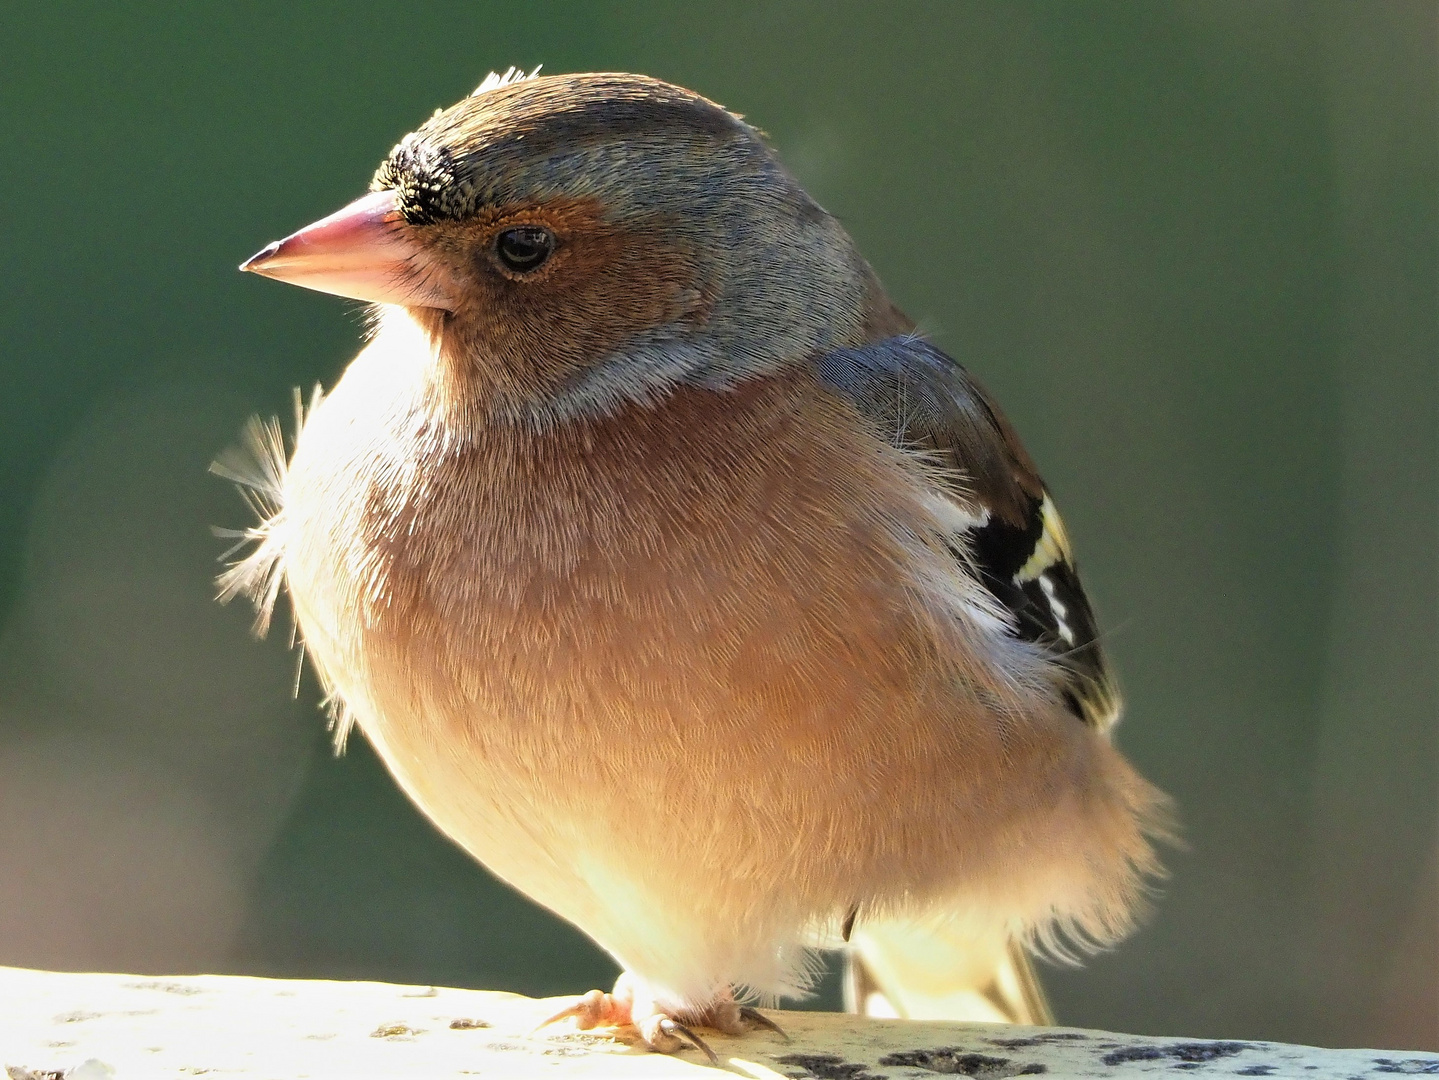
[{"x1": 279, "y1": 313, "x2": 1158, "y2": 1000}]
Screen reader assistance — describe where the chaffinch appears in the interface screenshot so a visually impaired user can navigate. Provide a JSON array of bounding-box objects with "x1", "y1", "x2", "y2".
[{"x1": 222, "y1": 68, "x2": 1169, "y2": 1060}]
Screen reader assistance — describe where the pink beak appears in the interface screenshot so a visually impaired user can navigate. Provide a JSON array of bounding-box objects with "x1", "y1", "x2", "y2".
[{"x1": 240, "y1": 189, "x2": 455, "y2": 310}]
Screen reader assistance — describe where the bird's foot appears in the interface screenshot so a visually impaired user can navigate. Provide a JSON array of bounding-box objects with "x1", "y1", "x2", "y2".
[
  {"x1": 538, "y1": 974, "x2": 717, "y2": 1063},
  {"x1": 537, "y1": 973, "x2": 788, "y2": 1064}
]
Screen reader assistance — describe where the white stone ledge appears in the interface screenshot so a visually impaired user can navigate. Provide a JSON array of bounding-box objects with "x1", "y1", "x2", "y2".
[{"x1": 1, "y1": 966, "x2": 1434, "y2": 1079}]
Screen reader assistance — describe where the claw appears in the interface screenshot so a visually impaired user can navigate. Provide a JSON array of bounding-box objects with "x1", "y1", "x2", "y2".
[
  {"x1": 738, "y1": 1005, "x2": 791, "y2": 1042},
  {"x1": 659, "y1": 1018, "x2": 720, "y2": 1066},
  {"x1": 537, "y1": 976, "x2": 772, "y2": 1065},
  {"x1": 535, "y1": 988, "x2": 614, "y2": 1033}
]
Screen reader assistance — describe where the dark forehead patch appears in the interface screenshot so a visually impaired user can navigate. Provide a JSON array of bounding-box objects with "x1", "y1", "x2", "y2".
[{"x1": 371, "y1": 73, "x2": 752, "y2": 225}]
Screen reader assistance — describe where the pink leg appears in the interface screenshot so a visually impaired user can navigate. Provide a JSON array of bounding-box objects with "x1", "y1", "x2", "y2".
[
  {"x1": 538, "y1": 972, "x2": 790, "y2": 1062},
  {"x1": 538, "y1": 972, "x2": 720, "y2": 1064}
]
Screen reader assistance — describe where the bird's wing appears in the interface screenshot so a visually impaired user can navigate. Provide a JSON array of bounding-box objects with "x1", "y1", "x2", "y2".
[
  {"x1": 816, "y1": 335, "x2": 1119, "y2": 1025},
  {"x1": 815, "y1": 335, "x2": 1120, "y2": 731}
]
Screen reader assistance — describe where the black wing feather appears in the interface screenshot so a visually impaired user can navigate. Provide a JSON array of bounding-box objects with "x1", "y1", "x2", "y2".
[{"x1": 816, "y1": 336, "x2": 1120, "y2": 729}]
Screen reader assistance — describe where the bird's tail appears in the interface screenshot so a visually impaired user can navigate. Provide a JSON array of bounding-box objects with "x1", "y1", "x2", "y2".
[{"x1": 844, "y1": 916, "x2": 1053, "y2": 1026}]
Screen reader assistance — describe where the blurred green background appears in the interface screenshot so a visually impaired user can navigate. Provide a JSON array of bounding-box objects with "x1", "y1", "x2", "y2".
[{"x1": 1, "y1": 0, "x2": 1434, "y2": 1053}]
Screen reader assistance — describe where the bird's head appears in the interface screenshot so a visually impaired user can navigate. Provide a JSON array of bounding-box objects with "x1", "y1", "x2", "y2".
[{"x1": 243, "y1": 70, "x2": 903, "y2": 420}]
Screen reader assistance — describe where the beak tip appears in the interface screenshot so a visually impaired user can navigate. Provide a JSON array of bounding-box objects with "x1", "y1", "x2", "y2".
[
  {"x1": 233, "y1": 190, "x2": 448, "y2": 307},
  {"x1": 239, "y1": 241, "x2": 282, "y2": 274}
]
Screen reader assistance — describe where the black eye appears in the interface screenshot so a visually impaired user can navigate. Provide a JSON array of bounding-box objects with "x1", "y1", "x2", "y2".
[{"x1": 494, "y1": 226, "x2": 555, "y2": 273}]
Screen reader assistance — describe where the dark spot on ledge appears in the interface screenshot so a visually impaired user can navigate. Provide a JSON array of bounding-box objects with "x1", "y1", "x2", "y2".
[
  {"x1": 1101, "y1": 1042, "x2": 1246, "y2": 1067},
  {"x1": 989, "y1": 1033, "x2": 1088, "y2": 1049},
  {"x1": 541, "y1": 1044, "x2": 596, "y2": 1058},
  {"x1": 370, "y1": 1021, "x2": 419, "y2": 1038},
  {"x1": 1235, "y1": 1067, "x2": 1275, "y2": 1076},
  {"x1": 1169, "y1": 1042, "x2": 1248, "y2": 1063},
  {"x1": 126, "y1": 980, "x2": 203, "y2": 996},
  {"x1": 1372, "y1": 1060, "x2": 1439, "y2": 1075},
  {"x1": 776, "y1": 1052, "x2": 883, "y2": 1079},
  {"x1": 448, "y1": 1017, "x2": 492, "y2": 1029},
  {"x1": 1101, "y1": 1046, "x2": 1166, "y2": 1065},
  {"x1": 879, "y1": 1048, "x2": 1045, "y2": 1077}
]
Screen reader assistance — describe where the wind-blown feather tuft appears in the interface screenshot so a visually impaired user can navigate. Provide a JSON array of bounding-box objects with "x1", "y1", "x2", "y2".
[
  {"x1": 210, "y1": 386, "x2": 320, "y2": 637},
  {"x1": 211, "y1": 385, "x2": 358, "y2": 751},
  {"x1": 472, "y1": 64, "x2": 542, "y2": 97}
]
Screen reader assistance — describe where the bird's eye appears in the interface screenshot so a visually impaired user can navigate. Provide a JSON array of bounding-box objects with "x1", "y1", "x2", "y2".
[{"x1": 494, "y1": 226, "x2": 555, "y2": 273}]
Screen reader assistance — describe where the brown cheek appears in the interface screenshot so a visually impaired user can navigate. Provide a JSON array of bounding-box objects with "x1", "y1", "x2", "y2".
[{"x1": 440, "y1": 199, "x2": 707, "y2": 403}]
